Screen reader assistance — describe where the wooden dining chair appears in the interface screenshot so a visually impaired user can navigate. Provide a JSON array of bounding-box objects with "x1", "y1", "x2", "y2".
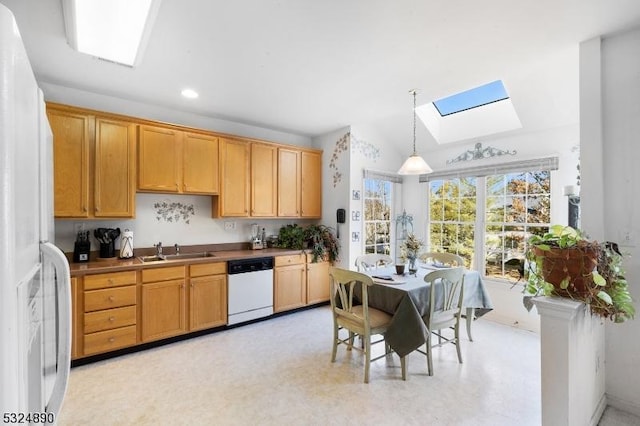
[
  {"x1": 417, "y1": 267, "x2": 465, "y2": 376},
  {"x1": 420, "y1": 252, "x2": 465, "y2": 267},
  {"x1": 354, "y1": 253, "x2": 393, "y2": 272},
  {"x1": 329, "y1": 267, "x2": 406, "y2": 383}
]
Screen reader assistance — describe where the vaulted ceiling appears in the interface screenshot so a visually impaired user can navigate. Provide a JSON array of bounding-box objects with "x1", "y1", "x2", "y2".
[{"x1": 3, "y1": 0, "x2": 640, "y2": 154}]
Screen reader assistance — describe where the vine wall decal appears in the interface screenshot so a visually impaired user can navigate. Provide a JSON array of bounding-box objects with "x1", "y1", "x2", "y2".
[
  {"x1": 154, "y1": 200, "x2": 195, "y2": 224},
  {"x1": 329, "y1": 132, "x2": 381, "y2": 187}
]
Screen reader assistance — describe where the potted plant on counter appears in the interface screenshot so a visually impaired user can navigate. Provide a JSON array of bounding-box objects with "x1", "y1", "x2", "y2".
[
  {"x1": 304, "y1": 224, "x2": 340, "y2": 263},
  {"x1": 523, "y1": 225, "x2": 635, "y2": 323},
  {"x1": 276, "y1": 224, "x2": 340, "y2": 263}
]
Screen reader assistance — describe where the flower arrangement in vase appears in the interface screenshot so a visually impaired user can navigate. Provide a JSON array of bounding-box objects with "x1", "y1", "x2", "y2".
[{"x1": 401, "y1": 233, "x2": 424, "y2": 273}]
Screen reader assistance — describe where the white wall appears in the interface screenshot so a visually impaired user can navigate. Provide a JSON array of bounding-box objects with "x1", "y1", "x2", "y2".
[
  {"x1": 583, "y1": 27, "x2": 640, "y2": 416},
  {"x1": 55, "y1": 193, "x2": 315, "y2": 253},
  {"x1": 313, "y1": 127, "x2": 351, "y2": 269}
]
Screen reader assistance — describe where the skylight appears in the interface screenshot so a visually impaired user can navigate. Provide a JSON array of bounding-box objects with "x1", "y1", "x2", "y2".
[
  {"x1": 415, "y1": 80, "x2": 522, "y2": 144},
  {"x1": 433, "y1": 80, "x2": 509, "y2": 116}
]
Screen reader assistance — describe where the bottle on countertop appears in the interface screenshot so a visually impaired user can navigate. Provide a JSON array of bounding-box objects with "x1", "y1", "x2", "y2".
[{"x1": 261, "y1": 228, "x2": 267, "y2": 249}]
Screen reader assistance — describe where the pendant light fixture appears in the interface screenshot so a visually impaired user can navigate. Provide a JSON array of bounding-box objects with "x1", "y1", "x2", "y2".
[{"x1": 398, "y1": 89, "x2": 433, "y2": 175}]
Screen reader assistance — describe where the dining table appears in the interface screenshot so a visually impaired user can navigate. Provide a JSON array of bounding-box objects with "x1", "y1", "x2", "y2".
[{"x1": 361, "y1": 264, "x2": 494, "y2": 358}]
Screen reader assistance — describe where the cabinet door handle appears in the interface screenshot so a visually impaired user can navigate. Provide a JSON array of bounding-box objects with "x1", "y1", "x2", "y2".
[
  {"x1": 108, "y1": 337, "x2": 115, "y2": 343},
  {"x1": 108, "y1": 278, "x2": 114, "y2": 285},
  {"x1": 108, "y1": 296, "x2": 115, "y2": 302},
  {"x1": 109, "y1": 316, "x2": 115, "y2": 322}
]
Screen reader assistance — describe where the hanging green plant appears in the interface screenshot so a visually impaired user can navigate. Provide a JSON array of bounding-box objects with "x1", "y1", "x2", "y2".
[
  {"x1": 523, "y1": 225, "x2": 635, "y2": 323},
  {"x1": 304, "y1": 224, "x2": 340, "y2": 263}
]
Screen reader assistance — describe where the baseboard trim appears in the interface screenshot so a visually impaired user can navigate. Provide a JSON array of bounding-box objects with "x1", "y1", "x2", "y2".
[
  {"x1": 605, "y1": 393, "x2": 640, "y2": 418},
  {"x1": 590, "y1": 393, "x2": 607, "y2": 426}
]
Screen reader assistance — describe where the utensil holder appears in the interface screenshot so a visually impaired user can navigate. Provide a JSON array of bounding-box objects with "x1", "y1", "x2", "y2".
[{"x1": 99, "y1": 241, "x2": 115, "y2": 259}]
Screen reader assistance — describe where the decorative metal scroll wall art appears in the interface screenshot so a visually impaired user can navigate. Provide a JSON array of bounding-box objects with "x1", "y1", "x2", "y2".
[{"x1": 447, "y1": 142, "x2": 517, "y2": 165}]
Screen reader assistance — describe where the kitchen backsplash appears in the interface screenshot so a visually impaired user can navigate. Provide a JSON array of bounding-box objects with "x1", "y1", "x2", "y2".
[{"x1": 54, "y1": 193, "x2": 315, "y2": 252}]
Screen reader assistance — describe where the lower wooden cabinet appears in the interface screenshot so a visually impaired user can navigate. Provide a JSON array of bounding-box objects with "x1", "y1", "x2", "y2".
[
  {"x1": 306, "y1": 255, "x2": 330, "y2": 305},
  {"x1": 189, "y1": 262, "x2": 227, "y2": 331},
  {"x1": 70, "y1": 277, "x2": 78, "y2": 360},
  {"x1": 141, "y1": 266, "x2": 187, "y2": 342},
  {"x1": 274, "y1": 253, "x2": 331, "y2": 313},
  {"x1": 81, "y1": 270, "x2": 137, "y2": 357}
]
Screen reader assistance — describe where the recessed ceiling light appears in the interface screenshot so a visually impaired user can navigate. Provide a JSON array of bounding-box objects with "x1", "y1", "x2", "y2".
[{"x1": 181, "y1": 89, "x2": 199, "y2": 99}]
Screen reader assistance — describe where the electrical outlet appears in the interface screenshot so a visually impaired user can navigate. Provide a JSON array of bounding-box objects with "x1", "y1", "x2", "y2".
[
  {"x1": 224, "y1": 221, "x2": 236, "y2": 231},
  {"x1": 619, "y1": 229, "x2": 636, "y2": 247}
]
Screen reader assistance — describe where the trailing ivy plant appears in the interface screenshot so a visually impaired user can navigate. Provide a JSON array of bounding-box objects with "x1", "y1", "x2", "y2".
[
  {"x1": 304, "y1": 224, "x2": 340, "y2": 263},
  {"x1": 523, "y1": 225, "x2": 635, "y2": 323}
]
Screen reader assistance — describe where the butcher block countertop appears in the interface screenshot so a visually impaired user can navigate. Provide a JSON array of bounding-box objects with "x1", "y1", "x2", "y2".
[{"x1": 67, "y1": 243, "x2": 305, "y2": 276}]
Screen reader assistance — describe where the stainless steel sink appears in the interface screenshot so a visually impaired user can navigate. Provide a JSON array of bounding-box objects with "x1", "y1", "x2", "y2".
[
  {"x1": 138, "y1": 255, "x2": 166, "y2": 263},
  {"x1": 162, "y1": 252, "x2": 216, "y2": 260},
  {"x1": 138, "y1": 252, "x2": 215, "y2": 262}
]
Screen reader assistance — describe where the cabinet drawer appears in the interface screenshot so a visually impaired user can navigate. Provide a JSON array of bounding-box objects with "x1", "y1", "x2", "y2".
[
  {"x1": 84, "y1": 305, "x2": 136, "y2": 334},
  {"x1": 141, "y1": 265, "x2": 185, "y2": 283},
  {"x1": 190, "y1": 262, "x2": 226, "y2": 277},
  {"x1": 275, "y1": 254, "x2": 305, "y2": 267},
  {"x1": 84, "y1": 285, "x2": 136, "y2": 312},
  {"x1": 83, "y1": 325, "x2": 137, "y2": 356},
  {"x1": 84, "y1": 270, "x2": 137, "y2": 290}
]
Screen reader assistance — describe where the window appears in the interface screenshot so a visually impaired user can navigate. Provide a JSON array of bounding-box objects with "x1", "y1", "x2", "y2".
[
  {"x1": 363, "y1": 178, "x2": 392, "y2": 255},
  {"x1": 429, "y1": 178, "x2": 476, "y2": 267},
  {"x1": 425, "y1": 157, "x2": 557, "y2": 283},
  {"x1": 484, "y1": 171, "x2": 551, "y2": 281}
]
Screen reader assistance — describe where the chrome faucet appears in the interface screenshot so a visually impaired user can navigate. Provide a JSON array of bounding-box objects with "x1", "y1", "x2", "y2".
[
  {"x1": 155, "y1": 242, "x2": 163, "y2": 256},
  {"x1": 174, "y1": 243, "x2": 180, "y2": 255}
]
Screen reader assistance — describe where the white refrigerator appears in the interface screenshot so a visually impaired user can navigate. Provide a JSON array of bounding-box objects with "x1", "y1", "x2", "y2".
[{"x1": 0, "y1": 4, "x2": 72, "y2": 422}]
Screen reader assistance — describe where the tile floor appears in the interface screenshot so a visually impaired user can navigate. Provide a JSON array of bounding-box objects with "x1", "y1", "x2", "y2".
[{"x1": 57, "y1": 306, "x2": 637, "y2": 425}]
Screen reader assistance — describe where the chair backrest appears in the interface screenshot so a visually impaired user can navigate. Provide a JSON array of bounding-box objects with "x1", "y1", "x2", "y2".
[
  {"x1": 355, "y1": 253, "x2": 393, "y2": 272},
  {"x1": 423, "y1": 267, "x2": 466, "y2": 328},
  {"x1": 329, "y1": 267, "x2": 375, "y2": 330},
  {"x1": 421, "y1": 252, "x2": 465, "y2": 268}
]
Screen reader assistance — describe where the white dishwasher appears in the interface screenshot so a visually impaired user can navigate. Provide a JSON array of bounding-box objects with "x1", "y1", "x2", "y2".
[{"x1": 227, "y1": 257, "x2": 274, "y2": 325}]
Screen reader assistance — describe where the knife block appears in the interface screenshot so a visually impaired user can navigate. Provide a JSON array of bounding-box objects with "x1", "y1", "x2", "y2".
[{"x1": 73, "y1": 240, "x2": 91, "y2": 263}]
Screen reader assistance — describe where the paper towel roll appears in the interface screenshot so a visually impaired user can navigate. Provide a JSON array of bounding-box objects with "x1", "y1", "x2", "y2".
[{"x1": 119, "y1": 229, "x2": 134, "y2": 259}]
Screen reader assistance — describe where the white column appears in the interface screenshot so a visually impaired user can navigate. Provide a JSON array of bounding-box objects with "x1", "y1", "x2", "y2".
[{"x1": 533, "y1": 297, "x2": 606, "y2": 426}]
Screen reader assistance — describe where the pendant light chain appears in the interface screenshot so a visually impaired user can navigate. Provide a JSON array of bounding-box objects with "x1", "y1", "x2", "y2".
[{"x1": 412, "y1": 89, "x2": 417, "y2": 154}]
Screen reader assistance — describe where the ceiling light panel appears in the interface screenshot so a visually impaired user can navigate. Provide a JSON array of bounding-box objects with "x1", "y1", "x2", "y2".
[{"x1": 63, "y1": 0, "x2": 160, "y2": 67}]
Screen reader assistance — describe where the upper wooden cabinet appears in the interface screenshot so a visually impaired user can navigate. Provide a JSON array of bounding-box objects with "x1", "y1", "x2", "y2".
[
  {"x1": 138, "y1": 125, "x2": 219, "y2": 195},
  {"x1": 278, "y1": 148, "x2": 301, "y2": 217},
  {"x1": 47, "y1": 104, "x2": 136, "y2": 218},
  {"x1": 138, "y1": 125, "x2": 182, "y2": 192},
  {"x1": 301, "y1": 150, "x2": 322, "y2": 218},
  {"x1": 251, "y1": 143, "x2": 278, "y2": 217},
  {"x1": 183, "y1": 132, "x2": 219, "y2": 194},
  {"x1": 94, "y1": 117, "x2": 136, "y2": 217},
  {"x1": 216, "y1": 137, "x2": 250, "y2": 217},
  {"x1": 48, "y1": 108, "x2": 91, "y2": 217},
  {"x1": 48, "y1": 103, "x2": 321, "y2": 219},
  {"x1": 277, "y1": 148, "x2": 322, "y2": 218}
]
